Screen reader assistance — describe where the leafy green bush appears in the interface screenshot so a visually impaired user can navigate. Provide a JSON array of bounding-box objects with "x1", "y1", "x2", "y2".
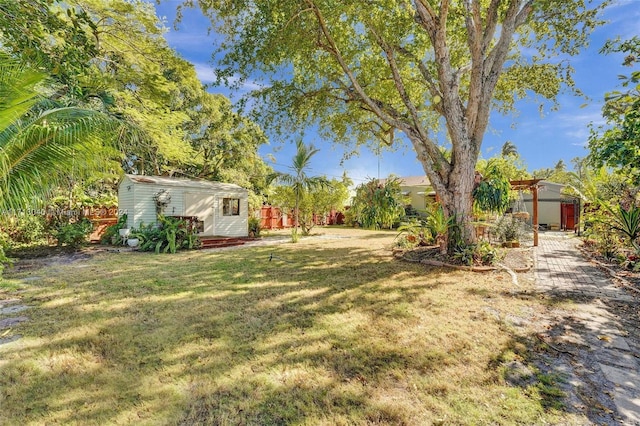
[
  {"x1": 395, "y1": 218, "x2": 432, "y2": 248},
  {"x1": 473, "y1": 159, "x2": 511, "y2": 214},
  {"x1": 51, "y1": 218, "x2": 93, "y2": 247},
  {"x1": 347, "y1": 177, "x2": 407, "y2": 229},
  {"x1": 0, "y1": 214, "x2": 46, "y2": 248},
  {"x1": 453, "y1": 240, "x2": 498, "y2": 266},
  {"x1": 0, "y1": 244, "x2": 12, "y2": 276},
  {"x1": 248, "y1": 216, "x2": 261, "y2": 237},
  {"x1": 493, "y1": 215, "x2": 526, "y2": 243},
  {"x1": 131, "y1": 215, "x2": 200, "y2": 254},
  {"x1": 603, "y1": 204, "x2": 640, "y2": 250},
  {"x1": 425, "y1": 203, "x2": 455, "y2": 254}
]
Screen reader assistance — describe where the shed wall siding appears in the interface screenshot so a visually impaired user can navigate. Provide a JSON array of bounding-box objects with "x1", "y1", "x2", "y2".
[
  {"x1": 522, "y1": 200, "x2": 561, "y2": 227},
  {"x1": 117, "y1": 177, "x2": 135, "y2": 229},
  {"x1": 132, "y1": 184, "x2": 160, "y2": 228},
  {"x1": 214, "y1": 193, "x2": 248, "y2": 237}
]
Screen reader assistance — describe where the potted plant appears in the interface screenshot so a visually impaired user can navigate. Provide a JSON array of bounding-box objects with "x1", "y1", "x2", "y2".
[
  {"x1": 494, "y1": 215, "x2": 522, "y2": 248},
  {"x1": 127, "y1": 236, "x2": 139, "y2": 248}
]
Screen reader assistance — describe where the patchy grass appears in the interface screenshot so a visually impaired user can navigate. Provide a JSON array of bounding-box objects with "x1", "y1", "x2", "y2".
[{"x1": 1, "y1": 228, "x2": 585, "y2": 424}]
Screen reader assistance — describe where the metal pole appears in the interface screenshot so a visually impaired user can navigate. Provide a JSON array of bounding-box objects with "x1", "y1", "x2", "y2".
[{"x1": 533, "y1": 184, "x2": 539, "y2": 247}]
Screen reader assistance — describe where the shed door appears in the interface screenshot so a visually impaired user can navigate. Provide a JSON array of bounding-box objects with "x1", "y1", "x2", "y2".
[
  {"x1": 185, "y1": 193, "x2": 215, "y2": 236},
  {"x1": 561, "y1": 202, "x2": 576, "y2": 231}
]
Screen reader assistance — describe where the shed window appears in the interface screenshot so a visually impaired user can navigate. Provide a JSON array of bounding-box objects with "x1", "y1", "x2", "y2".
[{"x1": 222, "y1": 198, "x2": 240, "y2": 216}]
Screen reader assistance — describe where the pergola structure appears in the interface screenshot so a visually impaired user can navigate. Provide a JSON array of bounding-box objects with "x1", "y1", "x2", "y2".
[{"x1": 510, "y1": 179, "x2": 543, "y2": 247}]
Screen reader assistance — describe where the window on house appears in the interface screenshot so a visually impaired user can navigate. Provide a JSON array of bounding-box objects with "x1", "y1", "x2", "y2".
[{"x1": 222, "y1": 198, "x2": 240, "y2": 216}]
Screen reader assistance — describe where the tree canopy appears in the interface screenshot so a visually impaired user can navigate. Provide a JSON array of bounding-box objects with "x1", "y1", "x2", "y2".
[
  {"x1": 588, "y1": 36, "x2": 640, "y2": 185},
  {"x1": 0, "y1": 0, "x2": 272, "y2": 204},
  {"x1": 188, "y1": 0, "x2": 606, "y2": 247}
]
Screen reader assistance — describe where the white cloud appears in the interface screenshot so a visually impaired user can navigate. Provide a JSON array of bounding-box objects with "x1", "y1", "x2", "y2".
[
  {"x1": 190, "y1": 62, "x2": 265, "y2": 93},
  {"x1": 192, "y1": 62, "x2": 217, "y2": 84}
]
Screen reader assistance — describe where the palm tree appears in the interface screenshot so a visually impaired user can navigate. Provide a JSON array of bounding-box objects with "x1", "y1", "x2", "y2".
[
  {"x1": 269, "y1": 140, "x2": 327, "y2": 241},
  {"x1": 554, "y1": 159, "x2": 566, "y2": 172},
  {"x1": 501, "y1": 141, "x2": 518, "y2": 158},
  {"x1": 0, "y1": 56, "x2": 138, "y2": 211}
]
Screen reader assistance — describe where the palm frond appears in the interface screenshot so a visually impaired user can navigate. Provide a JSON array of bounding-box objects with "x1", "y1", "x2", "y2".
[{"x1": 0, "y1": 57, "x2": 141, "y2": 211}]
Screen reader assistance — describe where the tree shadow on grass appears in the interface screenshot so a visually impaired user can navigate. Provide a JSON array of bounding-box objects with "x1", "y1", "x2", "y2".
[
  {"x1": 0, "y1": 240, "x2": 584, "y2": 424},
  {"x1": 1, "y1": 243, "x2": 455, "y2": 423}
]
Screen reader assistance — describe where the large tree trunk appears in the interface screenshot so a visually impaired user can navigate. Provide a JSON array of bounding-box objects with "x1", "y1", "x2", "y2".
[{"x1": 439, "y1": 165, "x2": 477, "y2": 249}]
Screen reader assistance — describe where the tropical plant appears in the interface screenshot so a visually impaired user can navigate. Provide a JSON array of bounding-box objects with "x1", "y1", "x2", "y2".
[
  {"x1": 394, "y1": 218, "x2": 432, "y2": 249},
  {"x1": 268, "y1": 140, "x2": 328, "y2": 241},
  {"x1": 601, "y1": 203, "x2": 640, "y2": 251},
  {"x1": 248, "y1": 216, "x2": 262, "y2": 238},
  {"x1": 101, "y1": 214, "x2": 129, "y2": 245},
  {"x1": 270, "y1": 177, "x2": 349, "y2": 235},
  {"x1": 473, "y1": 159, "x2": 512, "y2": 214},
  {"x1": 50, "y1": 218, "x2": 93, "y2": 248},
  {"x1": 501, "y1": 141, "x2": 518, "y2": 158},
  {"x1": 425, "y1": 203, "x2": 455, "y2": 255},
  {"x1": 453, "y1": 240, "x2": 497, "y2": 266},
  {"x1": 348, "y1": 177, "x2": 407, "y2": 230},
  {"x1": 131, "y1": 215, "x2": 200, "y2": 254},
  {"x1": 0, "y1": 54, "x2": 132, "y2": 212}
]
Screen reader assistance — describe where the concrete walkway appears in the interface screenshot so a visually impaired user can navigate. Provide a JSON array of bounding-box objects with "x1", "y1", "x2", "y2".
[{"x1": 535, "y1": 235, "x2": 640, "y2": 424}]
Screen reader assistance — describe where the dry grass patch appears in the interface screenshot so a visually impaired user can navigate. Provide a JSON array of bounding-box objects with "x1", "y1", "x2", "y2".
[{"x1": 0, "y1": 228, "x2": 586, "y2": 424}]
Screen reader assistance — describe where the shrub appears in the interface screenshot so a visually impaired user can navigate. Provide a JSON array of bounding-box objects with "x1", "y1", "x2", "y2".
[
  {"x1": 395, "y1": 218, "x2": 433, "y2": 249},
  {"x1": 347, "y1": 177, "x2": 407, "y2": 229},
  {"x1": 248, "y1": 216, "x2": 261, "y2": 237},
  {"x1": 131, "y1": 215, "x2": 200, "y2": 254},
  {"x1": 453, "y1": 240, "x2": 498, "y2": 266},
  {"x1": 493, "y1": 215, "x2": 527, "y2": 243},
  {"x1": 51, "y1": 218, "x2": 93, "y2": 248},
  {"x1": 0, "y1": 214, "x2": 46, "y2": 248}
]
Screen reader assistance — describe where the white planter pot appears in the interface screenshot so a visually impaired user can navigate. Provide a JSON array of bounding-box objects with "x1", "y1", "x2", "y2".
[{"x1": 127, "y1": 238, "x2": 139, "y2": 248}]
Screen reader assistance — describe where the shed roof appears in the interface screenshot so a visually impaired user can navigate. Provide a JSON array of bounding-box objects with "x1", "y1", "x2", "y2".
[{"x1": 123, "y1": 174, "x2": 246, "y2": 192}]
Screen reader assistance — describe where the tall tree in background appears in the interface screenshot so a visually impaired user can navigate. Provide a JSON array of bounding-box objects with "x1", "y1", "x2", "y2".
[
  {"x1": 501, "y1": 141, "x2": 518, "y2": 158},
  {"x1": 1, "y1": 0, "x2": 272, "y2": 203},
  {"x1": 188, "y1": 0, "x2": 605, "y2": 249}
]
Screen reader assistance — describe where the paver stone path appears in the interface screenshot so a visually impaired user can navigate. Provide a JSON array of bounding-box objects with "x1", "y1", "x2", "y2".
[{"x1": 536, "y1": 235, "x2": 639, "y2": 424}]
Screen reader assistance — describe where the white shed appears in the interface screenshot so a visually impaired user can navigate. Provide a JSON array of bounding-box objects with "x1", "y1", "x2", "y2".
[{"x1": 118, "y1": 174, "x2": 249, "y2": 238}]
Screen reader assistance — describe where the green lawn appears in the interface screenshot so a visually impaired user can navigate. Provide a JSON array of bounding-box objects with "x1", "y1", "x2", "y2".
[{"x1": 0, "y1": 228, "x2": 585, "y2": 425}]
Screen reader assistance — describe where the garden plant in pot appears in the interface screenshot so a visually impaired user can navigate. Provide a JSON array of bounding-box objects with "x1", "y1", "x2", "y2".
[{"x1": 494, "y1": 215, "x2": 523, "y2": 248}]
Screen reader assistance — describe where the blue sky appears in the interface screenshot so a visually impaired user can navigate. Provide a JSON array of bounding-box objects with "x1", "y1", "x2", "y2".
[{"x1": 154, "y1": 0, "x2": 640, "y2": 184}]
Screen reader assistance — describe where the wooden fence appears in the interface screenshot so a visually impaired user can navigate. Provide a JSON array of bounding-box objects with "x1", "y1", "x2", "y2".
[{"x1": 259, "y1": 206, "x2": 345, "y2": 230}]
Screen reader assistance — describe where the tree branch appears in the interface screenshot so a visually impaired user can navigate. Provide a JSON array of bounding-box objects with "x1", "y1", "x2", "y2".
[
  {"x1": 369, "y1": 25, "x2": 450, "y2": 177},
  {"x1": 473, "y1": 1, "x2": 533, "y2": 153},
  {"x1": 304, "y1": 0, "x2": 409, "y2": 133}
]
